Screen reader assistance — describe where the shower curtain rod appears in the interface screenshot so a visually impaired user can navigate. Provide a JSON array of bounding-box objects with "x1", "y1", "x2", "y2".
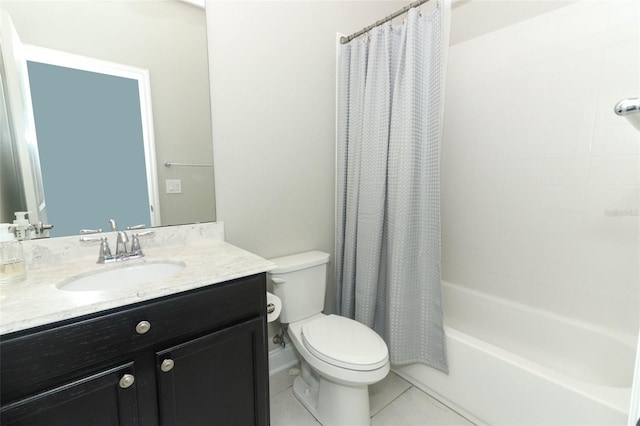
[{"x1": 340, "y1": 0, "x2": 431, "y2": 44}]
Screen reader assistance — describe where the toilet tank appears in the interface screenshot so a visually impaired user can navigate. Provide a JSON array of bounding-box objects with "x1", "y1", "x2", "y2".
[{"x1": 268, "y1": 251, "x2": 330, "y2": 323}]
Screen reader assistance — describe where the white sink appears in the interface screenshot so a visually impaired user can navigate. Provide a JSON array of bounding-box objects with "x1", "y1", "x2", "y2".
[{"x1": 57, "y1": 261, "x2": 186, "y2": 292}]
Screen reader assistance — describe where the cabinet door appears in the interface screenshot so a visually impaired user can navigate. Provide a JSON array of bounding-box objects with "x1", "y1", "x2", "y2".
[
  {"x1": 156, "y1": 317, "x2": 269, "y2": 426},
  {"x1": 0, "y1": 362, "x2": 138, "y2": 426}
]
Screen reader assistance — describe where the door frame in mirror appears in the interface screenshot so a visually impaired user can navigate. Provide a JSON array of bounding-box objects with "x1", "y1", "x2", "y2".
[
  {"x1": 22, "y1": 44, "x2": 161, "y2": 227},
  {"x1": 0, "y1": 10, "x2": 48, "y2": 230}
]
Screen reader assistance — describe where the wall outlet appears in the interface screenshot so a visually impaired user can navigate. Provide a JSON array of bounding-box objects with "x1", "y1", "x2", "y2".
[{"x1": 166, "y1": 179, "x2": 182, "y2": 194}]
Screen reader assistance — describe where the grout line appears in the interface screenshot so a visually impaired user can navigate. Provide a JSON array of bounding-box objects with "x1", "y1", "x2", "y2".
[
  {"x1": 270, "y1": 373, "x2": 476, "y2": 425},
  {"x1": 370, "y1": 385, "x2": 416, "y2": 419}
]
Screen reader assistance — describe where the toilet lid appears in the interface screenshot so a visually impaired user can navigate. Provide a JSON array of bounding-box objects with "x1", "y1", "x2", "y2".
[{"x1": 301, "y1": 315, "x2": 388, "y2": 371}]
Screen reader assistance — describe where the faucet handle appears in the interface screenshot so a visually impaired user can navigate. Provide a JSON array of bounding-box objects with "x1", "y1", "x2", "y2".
[
  {"x1": 134, "y1": 230, "x2": 154, "y2": 237},
  {"x1": 126, "y1": 224, "x2": 146, "y2": 230},
  {"x1": 98, "y1": 240, "x2": 112, "y2": 263},
  {"x1": 79, "y1": 236, "x2": 112, "y2": 264},
  {"x1": 130, "y1": 231, "x2": 154, "y2": 257},
  {"x1": 130, "y1": 235, "x2": 142, "y2": 256},
  {"x1": 80, "y1": 236, "x2": 108, "y2": 243},
  {"x1": 80, "y1": 229, "x2": 103, "y2": 234}
]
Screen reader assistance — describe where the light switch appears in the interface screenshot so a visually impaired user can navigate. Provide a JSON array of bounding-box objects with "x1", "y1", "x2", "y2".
[{"x1": 166, "y1": 179, "x2": 182, "y2": 194}]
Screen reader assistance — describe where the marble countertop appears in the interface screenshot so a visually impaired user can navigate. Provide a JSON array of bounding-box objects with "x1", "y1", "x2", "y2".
[{"x1": 0, "y1": 224, "x2": 275, "y2": 335}]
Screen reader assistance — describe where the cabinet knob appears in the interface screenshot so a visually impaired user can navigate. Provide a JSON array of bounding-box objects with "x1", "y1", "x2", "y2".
[
  {"x1": 135, "y1": 320, "x2": 151, "y2": 334},
  {"x1": 160, "y1": 359, "x2": 175, "y2": 373},
  {"x1": 119, "y1": 374, "x2": 135, "y2": 389}
]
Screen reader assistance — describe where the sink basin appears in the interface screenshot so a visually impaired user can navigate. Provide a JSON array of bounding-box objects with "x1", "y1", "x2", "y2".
[{"x1": 57, "y1": 261, "x2": 186, "y2": 292}]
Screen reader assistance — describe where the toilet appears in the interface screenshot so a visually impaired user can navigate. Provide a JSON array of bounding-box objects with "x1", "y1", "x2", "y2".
[{"x1": 269, "y1": 251, "x2": 389, "y2": 426}]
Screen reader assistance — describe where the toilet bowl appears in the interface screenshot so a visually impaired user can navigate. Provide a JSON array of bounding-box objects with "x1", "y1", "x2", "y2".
[
  {"x1": 288, "y1": 313, "x2": 390, "y2": 426},
  {"x1": 268, "y1": 251, "x2": 390, "y2": 426}
]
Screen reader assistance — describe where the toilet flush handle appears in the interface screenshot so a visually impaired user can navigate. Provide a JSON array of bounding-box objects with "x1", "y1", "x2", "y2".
[{"x1": 271, "y1": 277, "x2": 286, "y2": 285}]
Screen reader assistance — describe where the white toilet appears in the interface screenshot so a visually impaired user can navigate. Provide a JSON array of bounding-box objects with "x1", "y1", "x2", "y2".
[{"x1": 269, "y1": 251, "x2": 390, "y2": 426}]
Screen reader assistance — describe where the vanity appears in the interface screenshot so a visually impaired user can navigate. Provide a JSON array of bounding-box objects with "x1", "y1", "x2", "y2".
[{"x1": 0, "y1": 223, "x2": 274, "y2": 426}]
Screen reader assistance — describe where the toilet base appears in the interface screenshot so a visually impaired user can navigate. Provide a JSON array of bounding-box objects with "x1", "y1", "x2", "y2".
[{"x1": 292, "y1": 362, "x2": 371, "y2": 426}]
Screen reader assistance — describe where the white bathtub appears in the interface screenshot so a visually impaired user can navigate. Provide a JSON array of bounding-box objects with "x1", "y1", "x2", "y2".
[{"x1": 395, "y1": 281, "x2": 637, "y2": 426}]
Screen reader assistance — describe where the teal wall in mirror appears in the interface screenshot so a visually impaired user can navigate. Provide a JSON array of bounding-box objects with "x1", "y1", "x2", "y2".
[{"x1": 27, "y1": 62, "x2": 152, "y2": 237}]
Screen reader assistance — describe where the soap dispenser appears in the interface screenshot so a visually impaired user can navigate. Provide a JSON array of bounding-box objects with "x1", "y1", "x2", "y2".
[
  {"x1": 13, "y1": 212, "x2": 34, "y2": 241},
  {"x1": 0, "y1": 223, "x2": 26, "y2": 285}
]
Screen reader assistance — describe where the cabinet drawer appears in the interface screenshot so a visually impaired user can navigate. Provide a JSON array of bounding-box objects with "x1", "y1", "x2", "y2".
[{"x1": 1, "y1": 273, "x2": 266, "y2": 402}]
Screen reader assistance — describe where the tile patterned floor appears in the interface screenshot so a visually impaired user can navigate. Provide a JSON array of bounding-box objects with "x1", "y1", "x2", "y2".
[{"x1": 270, "y1": 370, "x2": 476, "y2": 426}]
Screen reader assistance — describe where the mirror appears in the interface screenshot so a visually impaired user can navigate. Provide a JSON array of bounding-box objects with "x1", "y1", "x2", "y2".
[{"x1": 0, "y1": 0, "x2": 215, "y2": 237}]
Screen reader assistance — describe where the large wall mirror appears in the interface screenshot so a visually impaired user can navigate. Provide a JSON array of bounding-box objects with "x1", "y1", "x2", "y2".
[{"x1": 0, "y1": 0, "x2": 215, "y2": 238}]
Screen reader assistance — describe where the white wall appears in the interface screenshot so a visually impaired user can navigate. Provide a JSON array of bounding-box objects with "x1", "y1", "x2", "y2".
[
  {"x1": 207, "y1": 1, "x2": 405, "y2": 318},
  {"x1": 449, "y1": 0, "x2": 573, "y2": 45},
  {"x1": 207, "y1": 0, "x2": 639, "y2": 346},
  {"x1": 441, "y1": 0, "x2": 640, "y2": 335}
]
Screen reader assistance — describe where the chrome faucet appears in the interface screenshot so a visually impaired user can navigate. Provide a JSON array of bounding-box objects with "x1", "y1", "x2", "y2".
[
  {"x1": 80, "y1": 219, "x2": 154, "y2": 264},
  {"x1": 115, "y1": 231, "x2": 129, "y2": 259}
]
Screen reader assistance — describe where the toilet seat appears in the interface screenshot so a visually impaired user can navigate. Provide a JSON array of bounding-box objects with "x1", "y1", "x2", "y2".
[{"x1": 301, "y1": 314, "x2": 388, "y2": 371}]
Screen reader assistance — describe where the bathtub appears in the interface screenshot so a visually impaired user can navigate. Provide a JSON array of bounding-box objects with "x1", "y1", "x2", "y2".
[{"x1": 395, "y1": 281, "x2": 637, "y2": 426}]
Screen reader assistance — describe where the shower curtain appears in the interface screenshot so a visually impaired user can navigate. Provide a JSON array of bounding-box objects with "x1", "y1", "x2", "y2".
[{"x1": 336, "y1": 4, "x2": 449, "y2": 372}]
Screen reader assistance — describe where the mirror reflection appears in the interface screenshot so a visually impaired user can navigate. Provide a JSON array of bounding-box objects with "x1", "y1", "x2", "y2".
[{"x1": 0, "y1": 0, "x2": 215, "y2": 238}]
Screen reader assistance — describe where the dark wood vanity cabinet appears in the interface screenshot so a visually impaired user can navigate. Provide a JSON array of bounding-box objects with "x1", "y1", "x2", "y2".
[{"x1": 0, "y1": 273, "x2": 270, "y2": 426}]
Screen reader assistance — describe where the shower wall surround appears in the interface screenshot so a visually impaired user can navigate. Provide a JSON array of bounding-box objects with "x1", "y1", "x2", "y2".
[{"x1": 441, "y1": 0, "x2": 639, "y2": 335}]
